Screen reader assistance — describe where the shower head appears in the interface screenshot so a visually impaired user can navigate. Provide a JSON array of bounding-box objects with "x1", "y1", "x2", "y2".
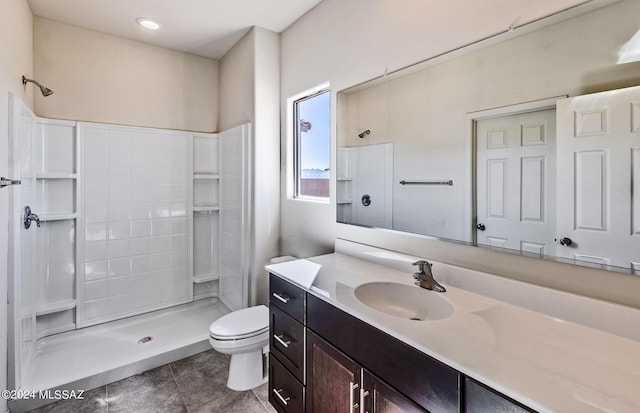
[
  {"x1": 22, "y1": 75, "x2": 54, "y2": 97},
  {"x1": 358, "y1": 129, "x2": 370, "y2": 139}
]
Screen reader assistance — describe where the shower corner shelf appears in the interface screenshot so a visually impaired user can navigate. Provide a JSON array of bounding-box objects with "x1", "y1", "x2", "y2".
[
  {"x1": 193, "y1": 173, "x2": 220, "y2": 179},
  {"x1": 193, "y1": 274, "x2": 219, "y2": 284},
  {"x1": 39, "y1": 212, "x2": 77, "y2": 221},
  {"x1": 35, "y1": 172, "x2": 77, "y2": 179},
  {"x1": 36, "y1": 299, "x2": 77, "y2": 316},
  {"x1": 36, "y1": 323, "x2": 76, "y2": 340},
  {"x1": 193, "y1": 205, "x2": 219, "y2": 212}
]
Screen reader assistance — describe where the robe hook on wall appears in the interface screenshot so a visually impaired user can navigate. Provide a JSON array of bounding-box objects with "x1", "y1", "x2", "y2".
[{"x1": 358, "y1": 129, "x2": 370, "y2": 139}]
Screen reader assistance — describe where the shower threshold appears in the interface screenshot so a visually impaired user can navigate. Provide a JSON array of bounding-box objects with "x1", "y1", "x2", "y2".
[{"x1": 12, "y1": 298, "x2": 229, "y2": 413}]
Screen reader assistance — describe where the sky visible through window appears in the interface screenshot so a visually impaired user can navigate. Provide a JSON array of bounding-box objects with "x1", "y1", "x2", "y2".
[{"x1": 298, "y1": 91, "x2": 330, "y2": 178}]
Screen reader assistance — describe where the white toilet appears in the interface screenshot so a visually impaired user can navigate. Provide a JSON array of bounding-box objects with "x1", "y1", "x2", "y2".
[
  {"x1": 209, "y1": 305, "x2": 270, "y2": 391},
  {"x1": 209, "y1": 255, "x2": 297, "y2": 391}
]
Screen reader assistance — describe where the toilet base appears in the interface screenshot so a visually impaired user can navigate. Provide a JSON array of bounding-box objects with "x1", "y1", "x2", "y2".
[{"x1": 226, "y1": 349, "x2": 268, "y2": 391}]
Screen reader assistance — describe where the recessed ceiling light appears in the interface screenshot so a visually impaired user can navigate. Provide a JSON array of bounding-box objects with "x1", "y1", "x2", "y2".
[{"x1": 136, "y1": 17, "x2": 161, "y2": 30}]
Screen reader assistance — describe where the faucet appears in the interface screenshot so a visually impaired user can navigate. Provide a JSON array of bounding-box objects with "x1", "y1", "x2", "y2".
[{"x1": 412, "y1": 260, "x2": 446, "y2": 292}]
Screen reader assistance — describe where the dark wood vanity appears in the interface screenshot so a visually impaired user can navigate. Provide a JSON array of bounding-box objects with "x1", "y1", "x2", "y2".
[{"x1": 268, "y1": 274, "x2": 535, "y2": 413}]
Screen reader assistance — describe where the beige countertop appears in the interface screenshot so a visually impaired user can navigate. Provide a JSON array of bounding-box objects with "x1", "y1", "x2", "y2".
[{"x1": 267, "y1": 248, "x2": 640, "y2": 413}]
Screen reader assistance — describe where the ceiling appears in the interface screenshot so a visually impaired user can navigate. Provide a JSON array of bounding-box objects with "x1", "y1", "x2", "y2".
[{"x1": 27, "y1": 0, "x2": 323, "y2": 59}]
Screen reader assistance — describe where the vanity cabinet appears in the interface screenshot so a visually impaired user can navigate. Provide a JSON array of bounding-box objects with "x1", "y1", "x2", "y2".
[{"x1": 268, "y1": 274, "x2": 538, "y2": 413}]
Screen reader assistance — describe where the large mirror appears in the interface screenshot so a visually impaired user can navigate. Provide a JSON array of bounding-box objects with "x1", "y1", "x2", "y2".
[{"x1": 336, "y1": 0, "x2": 640, "y2": 273}]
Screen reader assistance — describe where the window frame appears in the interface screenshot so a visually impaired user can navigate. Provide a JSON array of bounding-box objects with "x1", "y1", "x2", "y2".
[{"x1": 292, "y1": 87, "x2": 331, "y2": 200}]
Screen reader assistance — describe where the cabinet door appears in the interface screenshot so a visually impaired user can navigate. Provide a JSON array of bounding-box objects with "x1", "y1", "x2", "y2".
[
  {"x1": 465, "y1": 378, "x2": 536, "y2": 413},
  {"x1": 362, "y1": 370, "x2": 426, "y2": 413},
  {"x1": 307, "y1": 330, "x2": 361, "y2": 413}
]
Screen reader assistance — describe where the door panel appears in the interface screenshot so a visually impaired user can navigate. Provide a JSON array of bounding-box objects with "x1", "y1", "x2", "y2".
[
  {"x1": 632, "y1": 148, "x2": 640, "y2": 236},
  {"x1": 476, "y1": 109, "x2": 556, "y2": 255},
  {"x1": 556, "y1": 86, "x2": 640, "y2": 269}
]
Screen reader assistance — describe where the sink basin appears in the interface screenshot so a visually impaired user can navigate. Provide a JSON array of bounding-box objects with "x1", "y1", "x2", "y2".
[{"x1": 354, "y1": 282, "x2": 454, "y2": 321}]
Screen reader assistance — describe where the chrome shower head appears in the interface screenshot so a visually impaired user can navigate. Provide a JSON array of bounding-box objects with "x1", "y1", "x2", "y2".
[{"x1": 22, "y1": 75, "x2": 54, "y2": 97}]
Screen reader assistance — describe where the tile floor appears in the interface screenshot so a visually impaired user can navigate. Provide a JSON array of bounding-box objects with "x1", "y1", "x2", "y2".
[{"x1": 28, "y1": 349, "x2": 276, "y2": 413}]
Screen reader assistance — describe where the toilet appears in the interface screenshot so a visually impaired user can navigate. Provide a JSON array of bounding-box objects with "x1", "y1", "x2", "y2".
[
  {"x1": 209, "y1": 305, "x2": 270, "y2": 391},
  {"x1": 209, "y1": 256, "x2": 297, "y2": 391}
]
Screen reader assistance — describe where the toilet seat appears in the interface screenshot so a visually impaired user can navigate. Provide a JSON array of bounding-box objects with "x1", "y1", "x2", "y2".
[{"x1": 209, "y1": 305, "x2": 269, "y2": 341}]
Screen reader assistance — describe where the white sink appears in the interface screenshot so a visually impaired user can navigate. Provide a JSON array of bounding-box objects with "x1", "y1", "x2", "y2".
[{"x1": 354, "y1": 282, "x2": 454, "y2": 321}]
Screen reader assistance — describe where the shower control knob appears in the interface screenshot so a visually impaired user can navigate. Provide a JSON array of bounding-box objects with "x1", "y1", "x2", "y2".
[
  {"x1": 476, "y1": 223, "x2": 485, "y2": 231},
  {"x1": 23, "y1": 206, "x2": 41, "y2": 230}
]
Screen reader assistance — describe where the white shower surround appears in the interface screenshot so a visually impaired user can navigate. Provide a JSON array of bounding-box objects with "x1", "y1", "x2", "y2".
[
  {"x1": 78, "y1": 123, "x2": 192, "y2": 326},
  {"x1": 8, "y1": 95, "x2": 253, "y2": 398}
]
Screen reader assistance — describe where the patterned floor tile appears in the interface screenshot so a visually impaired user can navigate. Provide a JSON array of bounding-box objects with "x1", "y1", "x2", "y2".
[
  {"x1": 25, "y1": 350, "x2": 276, "y2": 413},
  {"x1": 27, "y1": 387, "x2": 108, "y2": 413}
]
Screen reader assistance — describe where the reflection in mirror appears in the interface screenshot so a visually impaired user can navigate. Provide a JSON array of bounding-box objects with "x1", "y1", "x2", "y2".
[{"x1": 336, "y1": 0, "x2": 640, "y2": 273}]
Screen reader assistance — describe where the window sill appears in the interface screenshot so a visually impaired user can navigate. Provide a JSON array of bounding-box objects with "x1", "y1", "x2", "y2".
[{"x1": 289, "y1": 196, "x2": 331, "y2": 205}]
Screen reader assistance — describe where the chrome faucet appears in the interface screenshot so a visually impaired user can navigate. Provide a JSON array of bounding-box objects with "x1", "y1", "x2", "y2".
[{"x1": 412, "y1": 260, "x2": 446, "y2": 292}]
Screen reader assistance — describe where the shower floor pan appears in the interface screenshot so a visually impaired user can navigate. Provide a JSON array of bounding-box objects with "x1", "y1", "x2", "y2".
[{"x1": 13, "y1": 298, "x2": 229, "y2": 412}]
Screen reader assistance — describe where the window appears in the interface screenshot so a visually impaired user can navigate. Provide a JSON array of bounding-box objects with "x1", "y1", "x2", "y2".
[{"x1": 294, "y1": 89, "x2": 330, "y2": 199}]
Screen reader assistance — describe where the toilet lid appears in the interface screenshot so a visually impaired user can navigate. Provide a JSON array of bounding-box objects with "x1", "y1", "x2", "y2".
[{"x1": 209, "y1": 305, "x2": 269, "y2": 340}]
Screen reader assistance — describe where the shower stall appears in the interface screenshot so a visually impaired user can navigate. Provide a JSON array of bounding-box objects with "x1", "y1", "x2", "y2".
[{"x1": 7, "y1": 95, "x2": 252, "y2": 410}]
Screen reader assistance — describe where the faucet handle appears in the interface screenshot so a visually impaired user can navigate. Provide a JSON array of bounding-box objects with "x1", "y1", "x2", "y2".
[{"x1": 412, "y1": 260, "x2": 432, "y2": 273}]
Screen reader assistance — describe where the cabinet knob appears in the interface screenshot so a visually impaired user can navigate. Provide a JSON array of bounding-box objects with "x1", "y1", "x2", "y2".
[
  {"x1": 558, "y1": 237, "x2": 573, "y2": 246},
  {"x1": 476, "y1": 223, "x2": 485, "y2": 231}
]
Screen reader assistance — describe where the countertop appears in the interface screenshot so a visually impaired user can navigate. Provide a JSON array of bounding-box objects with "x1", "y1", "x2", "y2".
[{"x1": 267, "y1": 251, "x2": 640, "y2": 413}]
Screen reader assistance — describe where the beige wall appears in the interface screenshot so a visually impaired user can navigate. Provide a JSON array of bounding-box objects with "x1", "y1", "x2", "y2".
[
  {"x1": 279, "y1": 0, "x2": 640, "y2": 308},
  {"x1": 219, "y1": 27, "x2": 281, "y2": 306},
  {"x1": 219, "y1": 29, "x2": 255, "y2": 131},
  {"x1": 0, "y1": 1, "x2": 34, "y2": 408},
  {"x1": 34, "y1": 17, "x2": 219, "y2": 132},
  {"x1": 251, "y1": 28, "x2": 281, "y2": 306}
]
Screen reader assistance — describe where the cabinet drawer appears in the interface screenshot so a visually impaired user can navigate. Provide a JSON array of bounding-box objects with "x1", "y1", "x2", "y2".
[
  {"x1": 270, "y1": 305, "x2": 305, "y2": 382},
  {"x1": 269, "y1": 274, "x2": 305, "y2": 323},
  {"x1": 269, "y1": 354, "x2": 304, "y2": 413},
  {"x1": 307, "y1": 293, "x2": 460, "y2": 412}
]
